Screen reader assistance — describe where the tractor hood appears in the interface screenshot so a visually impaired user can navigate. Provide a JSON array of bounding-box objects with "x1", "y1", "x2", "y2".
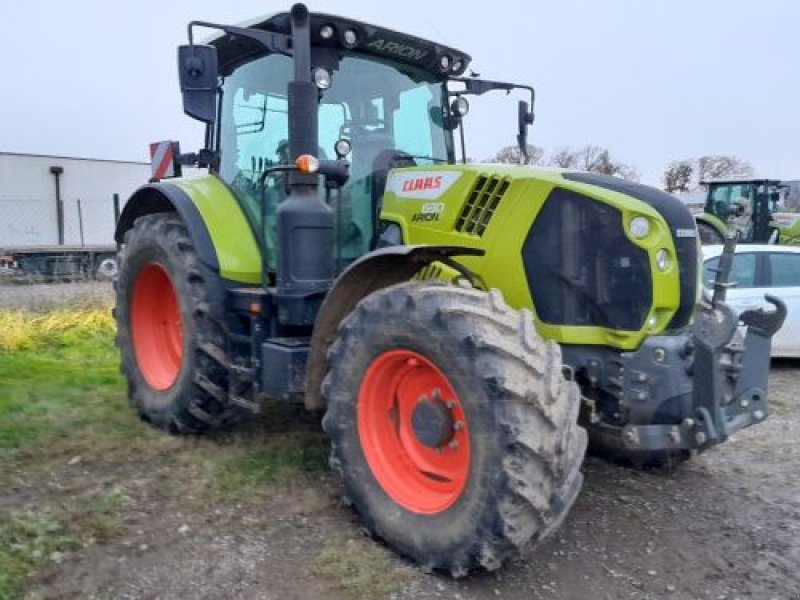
[{"x1": 381, "y1": 164, "x2": 699, "y2": 349}]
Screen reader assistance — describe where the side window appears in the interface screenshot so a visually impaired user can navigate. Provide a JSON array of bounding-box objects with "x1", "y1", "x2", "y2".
[
  {"x1": 768, "y1": 253, "x2": 800, "y2": 287},
  {"x1": 218, "y1": 54, "x2": 293, "y2": 193},
  {"x1": 703, "y1": 253, "x2": 757, "y2": 288},
  {"x1": 393, "y1": 86, "x2": 436, "y2": 159}
]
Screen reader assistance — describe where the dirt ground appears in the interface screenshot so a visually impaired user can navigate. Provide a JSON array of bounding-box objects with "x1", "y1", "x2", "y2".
[{"x1": 2, "y1": 283, "x2": 799, "y2": 599}]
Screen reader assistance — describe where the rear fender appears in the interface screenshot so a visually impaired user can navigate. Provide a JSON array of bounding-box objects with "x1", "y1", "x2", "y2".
[{"x1": 304, "y1": 245, "x2": 483, "y2": 410}]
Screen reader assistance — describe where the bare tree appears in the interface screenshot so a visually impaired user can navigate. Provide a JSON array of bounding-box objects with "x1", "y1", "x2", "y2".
[
  {"x1": 697, "y1": 155, "x2": 754, "y2": 182},
  {"x1": 490, "y1": 143, "x2": 638, "y2": 181},
  {"x1": 663, "y1": 160, "x2": 694, "y2": 192},
  {"x1": 489, "y1": 144, "x2": 544, "y2": 165},
  {"x1": 550, "y1": 145, "x2": 639, "y2": 181},
  {"x1": 547, "y1": 148, "x2": 579, "y2": 169}
]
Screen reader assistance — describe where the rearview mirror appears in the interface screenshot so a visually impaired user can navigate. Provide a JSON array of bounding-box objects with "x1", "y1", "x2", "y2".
[{"x1": 177, "y1": 44, "x2": 219, "y2": 124}]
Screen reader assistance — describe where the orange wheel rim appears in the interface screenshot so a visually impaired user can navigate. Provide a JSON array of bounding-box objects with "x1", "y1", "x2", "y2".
[
  {"x1": 358, "y1": 349, "x2": 470, "y2": 514},
  {"x1": 131, "y1": 263, "x2": 183, "y2": 390}
]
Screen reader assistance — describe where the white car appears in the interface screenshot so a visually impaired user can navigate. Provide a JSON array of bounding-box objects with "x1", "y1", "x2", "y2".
[{"x1": 702, "y1": 244, "x2": 800, "y2": 358}]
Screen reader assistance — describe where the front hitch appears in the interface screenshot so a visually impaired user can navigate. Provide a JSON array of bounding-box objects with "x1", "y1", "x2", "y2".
[{"x1": 609, "y1": 237, "x2": 787, "y2": 454}]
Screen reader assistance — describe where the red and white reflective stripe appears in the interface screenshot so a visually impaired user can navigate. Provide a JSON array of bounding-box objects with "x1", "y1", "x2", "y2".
[{"x1": 149, "y1": 141, "x2": 176, "y2": 180}]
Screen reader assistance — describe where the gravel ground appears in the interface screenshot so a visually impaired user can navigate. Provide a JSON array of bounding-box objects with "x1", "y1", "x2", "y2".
[
  {"x1": 25, "y1": 364, "x2": 798, "y2": 600},
  {"x1": 4, "y1": 282, "x2": 799, "y2": 598}
]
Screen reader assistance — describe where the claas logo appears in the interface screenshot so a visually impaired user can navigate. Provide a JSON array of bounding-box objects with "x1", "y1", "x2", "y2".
[{"x1": 402, "y1": 176, "x2": 443, "y2": 193}]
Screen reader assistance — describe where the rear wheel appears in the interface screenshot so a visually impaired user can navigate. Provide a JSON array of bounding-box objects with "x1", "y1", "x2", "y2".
[
  {"x1": 322, "y1": 281, "x2": 587, "y2": 575},
  {"x1": 114, "y1": 213, "x2": 247, "y2": 433}
]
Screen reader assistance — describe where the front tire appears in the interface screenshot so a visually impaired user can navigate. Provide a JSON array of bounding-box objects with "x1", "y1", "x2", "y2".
[
  {"x1": 114, "y1": 213, "x2": 247, "y2": 433},
  {"x1": 322, "y1": 281, "x2": 587, "y2": 575}
]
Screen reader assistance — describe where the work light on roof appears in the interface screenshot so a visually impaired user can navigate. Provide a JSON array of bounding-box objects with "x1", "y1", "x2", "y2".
[
  {"x1": 343, "y1": 28, "x2": 359, "y2": 48},
  {"x1": 319, "y1": 24, "x2": 335, "y2": 40},
  {"x1": 440, "y1": 54, "x2": 451, "y2": 71}
]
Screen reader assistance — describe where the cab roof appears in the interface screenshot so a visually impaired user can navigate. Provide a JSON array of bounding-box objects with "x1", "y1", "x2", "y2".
[{"x1": 208, "y1": 9, "x2": 471, "y2": 79}]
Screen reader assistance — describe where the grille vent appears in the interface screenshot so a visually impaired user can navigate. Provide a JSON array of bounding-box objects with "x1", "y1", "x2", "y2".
[{"x1": 454, "y1": 175, "x2": 510, "y2": 236}]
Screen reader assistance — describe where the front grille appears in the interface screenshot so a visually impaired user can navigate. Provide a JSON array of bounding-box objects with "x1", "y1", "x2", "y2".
[
  {"x1": 454, "y1": 175, "x2": 509, "y2": 236},
  {"x1": 523, "y1": 188, "x2": 653, "y2": 331},
  {"x1": 561, "y1": 172, "x2": 698, "y2": 329}
]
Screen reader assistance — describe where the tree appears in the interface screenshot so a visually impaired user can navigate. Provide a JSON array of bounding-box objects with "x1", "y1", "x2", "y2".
[
  {"x1": 548, "y1": 145, "x2": 639, "y2": 181},
  {"x1": 697, "y1": 155, "x2": 754, "y2": 182},
  {"x1": 663, "y1": 160, "x2": 694, "y2": 193},
  {"x1": 662, "y1": 156, "x2": 755, "y2": 192},
  {"x1": 489, "y1": 144, "x2": 544, "y2": 165},
  {"x1": 547, "y1": 148, "x2": 578, "y2": 169}
]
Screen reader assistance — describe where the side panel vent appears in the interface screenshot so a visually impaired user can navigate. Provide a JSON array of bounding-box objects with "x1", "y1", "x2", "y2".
[{"x1": 454, "y1": 175, "x2": 510, "y2": 236}]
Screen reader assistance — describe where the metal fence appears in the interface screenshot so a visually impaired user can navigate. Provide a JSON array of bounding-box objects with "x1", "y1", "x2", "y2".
[{"x1": 0, "y1": 194, "x2": 121, "y2": 285}]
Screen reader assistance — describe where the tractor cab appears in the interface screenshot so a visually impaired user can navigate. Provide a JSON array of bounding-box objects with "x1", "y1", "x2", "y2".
[
  {"x1": 182, "y1": 9, "x2": 532, "y2": 274},
  {"x1": 699, "y1": 178, "x2": 783, "y2": 243}
]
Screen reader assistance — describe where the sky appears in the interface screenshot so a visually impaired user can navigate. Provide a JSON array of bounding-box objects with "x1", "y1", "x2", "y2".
[{"x1": 1, "y1": 0, "x2": 798, "y2": 186}]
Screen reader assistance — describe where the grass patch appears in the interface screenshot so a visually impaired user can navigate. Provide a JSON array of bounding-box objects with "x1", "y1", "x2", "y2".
[
  {"x1": 317, "y1": 536, "x2": 413, "y2": 599},
  {"x1": 0, "y1": 329, "x2": 130, "y2": 455},
  {"x1": 208, "y1": 425, "x2": 329, "y2": 501}
]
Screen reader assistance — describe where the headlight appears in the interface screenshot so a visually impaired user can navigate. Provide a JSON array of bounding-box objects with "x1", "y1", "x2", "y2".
[
  {"x1": 629, "y1": 216, "x2": 650, "y2": 239},
  {"x1": 656, "y1": 249, "x2": 671, "y2": 271}
]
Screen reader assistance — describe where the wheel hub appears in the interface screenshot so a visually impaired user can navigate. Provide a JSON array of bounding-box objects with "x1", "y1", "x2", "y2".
[{"x1": 411, "y1": 392, "x2": 455, "y2": 449}]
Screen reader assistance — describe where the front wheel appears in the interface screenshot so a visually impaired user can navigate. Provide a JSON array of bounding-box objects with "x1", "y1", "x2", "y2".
[{"x1": 322, "y1": 281, "x2": 587, "y2": 575}]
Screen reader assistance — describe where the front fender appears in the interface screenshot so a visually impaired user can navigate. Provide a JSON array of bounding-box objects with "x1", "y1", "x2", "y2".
[
  {"x1": 304, "y1": 244, "x2": 484, "y2": 410},
  {"x1": 115, "y1": 175, "x2": 261, "y2": 284},
  {"x1": 695, "y1": 212, "x2": 728, "y2": 237}
]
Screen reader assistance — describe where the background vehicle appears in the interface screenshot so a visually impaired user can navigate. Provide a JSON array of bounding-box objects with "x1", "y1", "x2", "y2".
[
  {"x1": 695, "y1": 178, "x2": 800, "y2": 245},
  {"x1": 703, "y1": 244, "x2": 800, "y2": 358},
  {"x1": 112, "y1": 4, "x2": 785, "y2": 574}
]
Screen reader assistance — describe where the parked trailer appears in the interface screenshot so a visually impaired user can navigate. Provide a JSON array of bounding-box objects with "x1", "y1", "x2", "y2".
[{"x1": 0, "y1": 152, "x2": 185, "y2": 280}]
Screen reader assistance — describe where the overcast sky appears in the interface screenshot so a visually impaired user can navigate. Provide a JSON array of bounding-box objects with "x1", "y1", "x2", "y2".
[{"x1": 1, "y1": 0, "x2": 797, "y2": 186}]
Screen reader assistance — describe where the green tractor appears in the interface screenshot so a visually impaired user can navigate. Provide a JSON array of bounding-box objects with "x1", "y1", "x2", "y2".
[
  {"x1": 114, "y1": 4, "x2": 786, "y2": 574},
  {"x1": 695, "y1": 178, "x2": 800, "y2": 244}
]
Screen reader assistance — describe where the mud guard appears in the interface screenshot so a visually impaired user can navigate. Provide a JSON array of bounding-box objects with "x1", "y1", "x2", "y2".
[
  {"x1": 304, "y1": 245, "x2": 484, "y2": 410},
  {"x1": 115, "y1": 183, "x2": 219, "y2": 273}
]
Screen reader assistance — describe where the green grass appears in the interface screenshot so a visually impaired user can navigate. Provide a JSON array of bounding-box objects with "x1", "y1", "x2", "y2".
[
  {"x1": 0, "y1": 334, "x2": 127, "y2": 453},
  {"x1": 0, "y1": 316, "x2": 332, "y2": 598}
]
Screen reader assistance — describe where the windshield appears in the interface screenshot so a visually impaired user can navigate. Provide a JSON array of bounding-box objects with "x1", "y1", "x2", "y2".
[
  {"x1": 707, "y1": 183, "x2": 754, "y2": 217},
  {"x1": 217, "y1": 52, "x2": 450, "y2": 270}
]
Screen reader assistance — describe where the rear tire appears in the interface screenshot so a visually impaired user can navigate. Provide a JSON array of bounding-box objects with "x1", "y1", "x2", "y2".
[
  {"x1": 322, "y1": 281, "x2": 587, "y2": 575},
  {"x1": 114, "y1": 213, "x2": 247, "y2": 433}
]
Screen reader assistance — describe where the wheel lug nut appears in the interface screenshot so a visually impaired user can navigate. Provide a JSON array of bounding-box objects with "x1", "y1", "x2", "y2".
[
  {"x1": 448, "y1": 439, "x2": 459, "y2": 449},
  {"x1": 407, "y1": 358, "x2": 419, "y2": 367},
  {"x1": 445, "y1": 400, "x2": 455, "y2": 409},
  {"x1": 453, "y1": 421, "x2": 463, "y2": 431}
]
